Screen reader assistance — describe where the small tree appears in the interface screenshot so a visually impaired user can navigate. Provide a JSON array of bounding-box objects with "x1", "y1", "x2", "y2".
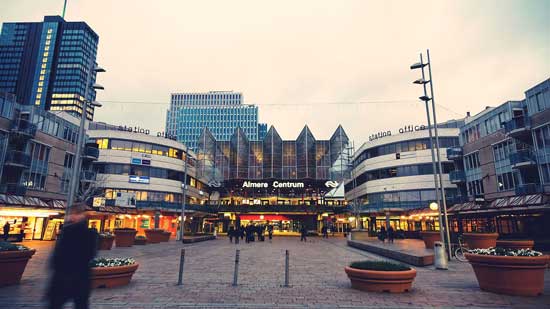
[{"x1": 76, "y1": 174, "x2": 107, "y2": 204}]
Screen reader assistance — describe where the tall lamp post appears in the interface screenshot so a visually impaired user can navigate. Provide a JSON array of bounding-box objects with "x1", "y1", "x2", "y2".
[
  {"x1": 64, "y1": 61, "x2": 105, "y2": 221},
  {"x1": 410, "y1": 49, "x2": 452, "y2": 260}
]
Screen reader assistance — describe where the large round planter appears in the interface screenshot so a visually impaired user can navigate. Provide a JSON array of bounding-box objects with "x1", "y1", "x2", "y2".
[
  {"x1": 465, "y1": 253, "x2": 549, "y2": 296},
  {"x1": 161, "y1": 231, "x2": 171, "y2": 242},
  {"x1": 90, "y1": 263, "x2": 139, "y2": 288},
  {"x1": 0, "y1": 249, "x2": 36, "y2": 287},
  {"x1": 344, "y1": 266, "x2": 417, "y2": 293},
  {"x1": 114, "y1": 229, "x2": 137, "y2": 247},
  {"x1": 98, "y1": 236, "x2": 114, "y2": 250},
  {"x1": 420, "y1": 231, "x2": 441, "y2": 249},
  {"x1": 463, "y1": 233, "x2": 498, "y2": 249},
  {"x1": 145, "y1": 229, "x2": 164, "y2": 243},
  {"x1": 134, "y1": 238, "x2": 147, "y2": 245},
  {"x1": 496, "y1": 240, "x2": 534, "y2": 250}
]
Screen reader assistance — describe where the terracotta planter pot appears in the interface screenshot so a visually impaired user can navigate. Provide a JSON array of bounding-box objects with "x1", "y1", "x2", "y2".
[
  {"x1": 495, "y1": 240, "x2": 534, "y2": 250},
  {"x1": 344, "y1": 266, "x2": 416, "y2": 293},
  {"x1": 145, "y1": 229, "x2": 164, "y2": 243},
  {"x1": 420, "y1": 231, "x2": 441, "y2": 249},
  {"x1": 0, "y1": 249, "x2": 36, "y2": 287},
  {"x1": 465, "y1": 253, "x2": 549, "y2": 296},
  {"x1": 463, "y1": 233, "x2": 498, "y2": 249},
  {"x1": 98, "y1": 236, "x2": 114, "y2": 250},
  {"x1": 161, "y1": 231, "x2": 171, "y2": 242},
  {"x1": 114, "y1": 229, "x2": 137, "y2": 247},
  {"x1": 134, "y1": 238, "x2": 147, "y2": 245},
  {"x1": 90, "y1": 263, "x2": 139, "y2": 288}
]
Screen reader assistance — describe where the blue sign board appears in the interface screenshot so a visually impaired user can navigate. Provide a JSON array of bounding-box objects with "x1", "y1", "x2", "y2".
[
  {"x1": 131, "y1": 158, "x2": 141, "y2": 165},
  {"x1": 131, "y1": 158, "x2": 152, "y2": 166}
]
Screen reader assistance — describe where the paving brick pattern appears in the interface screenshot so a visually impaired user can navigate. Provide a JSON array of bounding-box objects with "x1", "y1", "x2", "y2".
[{"x1": 1, "y1": 237, "x2": 549, "y2": 308}]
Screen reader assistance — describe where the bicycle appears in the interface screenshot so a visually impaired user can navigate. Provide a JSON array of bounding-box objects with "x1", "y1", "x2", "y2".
[{"x1": 451, "y1": 235, "x2": 469, "y2": 262}]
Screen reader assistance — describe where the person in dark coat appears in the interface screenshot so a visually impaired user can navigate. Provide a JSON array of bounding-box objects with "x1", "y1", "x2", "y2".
[
  {"x1": 387, "y1": 226, "x2": 395, "y2": 243},
  {"x1": 240, "y1": 225, "x2": 245, "y2": 240},
  {"x1": 379, "y1": 226, "x2": 386, "y2": 243},
  {"x1": 322, "y1": 226, "x2": 328, "y2": 239},
  {"x1": 300, "y1": 225, "x2": 307, "y2": 242},
  {"x1": 267, "y1": 224, "x2": 273, "y2": 242},
  {"x1": 3, "y1": 221, "x2": 10, "y2": 241},
  {"x1": 228, "y1": 226, "x2": 235, "y2": 243},
  {"x1": 46, "y1": 203, "x2": 98, "y2": 309}
]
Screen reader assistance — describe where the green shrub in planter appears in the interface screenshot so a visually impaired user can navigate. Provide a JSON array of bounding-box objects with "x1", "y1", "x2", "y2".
[
  {"x1": 349, "y1": 261, "x2": 411, "y2": 271},
  {"x1": 0, "y1": 241, "x2": 29, "y2": 252}
]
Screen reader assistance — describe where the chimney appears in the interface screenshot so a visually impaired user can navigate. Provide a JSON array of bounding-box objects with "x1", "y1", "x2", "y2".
[{"x1": 466, "y1": 111, "x2": 471, "y2": 117}]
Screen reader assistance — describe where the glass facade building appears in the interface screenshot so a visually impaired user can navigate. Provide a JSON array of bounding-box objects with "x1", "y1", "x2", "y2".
[
  {"x1": 0, "y1": 16, "x2": 99, "y2": 119},
  {"x1": 165, "y1": 91, "x2": 267, "y2": 151}
]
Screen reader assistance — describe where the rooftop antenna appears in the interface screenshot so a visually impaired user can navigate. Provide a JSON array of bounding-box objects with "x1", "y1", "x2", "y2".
[{"x1": 62, "y1": 0, "x2": 68, "y2": 19}]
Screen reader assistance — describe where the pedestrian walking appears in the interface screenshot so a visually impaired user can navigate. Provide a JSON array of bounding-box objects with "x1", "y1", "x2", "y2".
[
  {"x1": 378, "y1": 226, "x2": 386, "y2": 243},
  {"x1": 322, "y1": 225, "x2": 328, "y2": 239},
  {"x1": 46, "y1": 203, "x2": 98, "y2": 309},
  {"x1": 388, "y1": 226, "x2": 395, "y2": 244},
  {"x1": 267, "y1": 224, "x2": 273, "y2": 242},
  {"x1": 228, "y1": 226, "x2": 235, "y2": 243},
  {"x1": 2, "y1": 221, "x2": 10, "y2": 242},
  {"x1": 300, "y1": 225, "x2": 307, "y2": 242},
  {"x1": 240, "y1": 225, "x2": 245, "y2": 240}
]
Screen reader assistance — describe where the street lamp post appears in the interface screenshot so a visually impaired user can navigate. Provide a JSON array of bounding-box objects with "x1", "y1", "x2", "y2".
[
  {"x1": 180, "y1": 153, "x2": 189, "y2": 243},
  {"x1": 64, "y1": 59, "x2": 104, "y2": 221},
  {"x1": 410, "y1": 49, "x2": 451, "y2": 260}
]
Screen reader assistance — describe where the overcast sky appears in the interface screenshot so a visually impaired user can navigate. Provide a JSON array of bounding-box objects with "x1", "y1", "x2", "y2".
[{"x1": 1, "y1": 0, "x2": 549, "y2": 145}]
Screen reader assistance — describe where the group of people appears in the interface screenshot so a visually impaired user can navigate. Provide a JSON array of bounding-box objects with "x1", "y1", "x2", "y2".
[
  {"x1": 228, "y1": 224, "x2": 274, "y2": 243},
  {"x1": 378, "y1": 226, "x2": 396, "y2": 243}
]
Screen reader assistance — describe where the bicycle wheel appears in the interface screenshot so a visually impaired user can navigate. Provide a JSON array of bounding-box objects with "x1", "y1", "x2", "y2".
[{"x1": 454, "y1": 247, "x2": 468, "y2": 262}]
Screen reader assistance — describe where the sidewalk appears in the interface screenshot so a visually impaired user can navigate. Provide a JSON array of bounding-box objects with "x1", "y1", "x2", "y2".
[{"x1": 1, "y1": 237, "x2": 549, "y2": 308}]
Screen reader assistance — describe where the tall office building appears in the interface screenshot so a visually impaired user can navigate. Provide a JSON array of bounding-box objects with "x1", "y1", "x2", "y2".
[
  {"x1": 166, "y1": 91, "x2": 267, "y2": 150},
  {"x1": 0, "y1": 16, "x2": 99, "y2": 119}
]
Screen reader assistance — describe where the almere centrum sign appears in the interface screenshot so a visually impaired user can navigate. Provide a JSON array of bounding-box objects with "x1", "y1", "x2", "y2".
[{"x1": 241, "y1": 180, "x2": 339, "y2": 189}]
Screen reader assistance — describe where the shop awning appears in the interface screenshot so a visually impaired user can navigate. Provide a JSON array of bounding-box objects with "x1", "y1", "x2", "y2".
[
  {"x1": 448, "y1": 194, "x2": 549, "y2": 214},
  {"x1": 0, "y1": 194, "x2": 61, "y2": 209}
]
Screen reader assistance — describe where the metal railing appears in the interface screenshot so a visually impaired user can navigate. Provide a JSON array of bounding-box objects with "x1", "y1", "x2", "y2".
[
  {"x1": 4, "y1": 151, "x2": 31, "y2": 168},
  {"x1": 0, "y1": 183, "x2": 27, "y2": 195},
  {"x1": 83, "y1": 146, "x2": 100, "y2": 159},
  {"x1": 446, "y1": 147, "x2": 463, "y2": 160},
  {"x1": 10, "y1": 119, "x2": 37, "y2": 137},
  {"x1": 449, "y1": 170, "x2": 466, "y2": 183},
  {"x1": 515, "y1": 183, "x2": 543, "y2": 195},
  {"x1": 509, "y1": 149, "x2": 536, "y2": 167},
  {"x1": 504, "y1": 116, "x2": 531, "y2": 134}
]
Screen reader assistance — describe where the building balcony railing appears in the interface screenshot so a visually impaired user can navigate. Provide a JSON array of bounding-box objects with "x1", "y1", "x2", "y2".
[
  {"x1": 504, "y1": 116, "x2": 531, "y2": 139},
  {"x1": 4, "y1": 151, "x2": 31, "y2": 169},
  {"x1": 515, "y1": 183, "x2": 544, "y2": 196},
  {"x1": 82, "y1": 146, "x2": 100, "y2": 160},
  {"x1": 449, "y1": 170, "x2": 466, "y2": 184},
  {"x1": 446, "y1": 147, "x2": 463, "y2": 160},
  {"x1": 510, "y1": 149, "x2": 537, "y2": 169},
  {"x1": 0, "y1": 183, "x2": 27, "y2": 196},
  {"x1": 80, "y1": 170, "x2": 97, "y2": 182},
  {"x1": 9, "y1": 119, "x2": 37, "y2": 139}
]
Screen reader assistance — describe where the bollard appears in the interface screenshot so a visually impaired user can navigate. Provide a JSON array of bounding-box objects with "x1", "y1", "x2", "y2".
[
  {"x1": 232, "y1": 249, "x2": 240, "y2": 286},
  {"x1": 434, "y1": 241, "x2": 448, "y2": 270},
  {"x1": 283, "y1": 250, "x2": 290, "y2": 287},
  {"x1": 177, "y1": 249, "x2": 185, "y2": 285}
]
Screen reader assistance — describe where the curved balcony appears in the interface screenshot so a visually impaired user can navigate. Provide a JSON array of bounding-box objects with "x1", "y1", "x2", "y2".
[
  {"x1": 515, "y1": 183, "x2": 543, "y2": 196},
  {"x1": 504, "y1": 116, "x2": 531, "y2": 139},
  {"x1": 446, "y1": 147, "x2": 463, "y2": 160},
  {"x1": 82, "y1": 146, "x2": 99, "y2": 161},
  {"x1": 10, "y1": 119, "x2": 37, "y2": 140},
  {"x1": 4, "y1": 151, "x2": 31, "y2": 169},
  {"x1": 510, "y1": 149, "x2": 537, "y2": 169},
  {"x1": 0, "y1": 183, "x2": 27, "y2": 196},
  {"x1": 449, "y1": 170, "x2": 466, "y2": 184},
  {"x1": 80, "y1": 170, "x2": 97, "y2": 182}
]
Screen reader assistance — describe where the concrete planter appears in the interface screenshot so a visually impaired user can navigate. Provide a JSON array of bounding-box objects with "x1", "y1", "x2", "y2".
[
  {"x1": 98, "y1": 236, "x2": 114, "y2": 250},
  {"x1": 463, "y1": 233, "x2": 498, "y2": 249},
  {"x1": 90, "y1": 263, "x2": 139, "y2": 288},
  {"x1": 344, "y1": 266, "x2": 416, "y2": 293},
  {"x1": 134, "y1": 237, "x2": 147, "y2": 245},
  {"x1": 0, "y1": 249, "x2": 36, "y2": 287},
  {"x1": 495, "y1": 240, "x2": 534, "y2": 250},
  {"x1": 161, "y1": 231, "x2": 171, "y2": 242},
  {"x1": 145, "y1": 229, "x2": 164, "y2": 243},
  {"x1": 465, "y1": 253, "x2": 549, "y2": 296},
  {"x1": 114, "y1": 229, "x2": 137, "y2": 247},
  {"x1": 420, "y1": 231, "x2": 441, "y2": 249}
]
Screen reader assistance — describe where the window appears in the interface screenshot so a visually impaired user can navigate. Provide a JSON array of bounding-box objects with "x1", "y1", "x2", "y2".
[{"x1": 23, "y1": 142, "x2": 51, "y2": 191}]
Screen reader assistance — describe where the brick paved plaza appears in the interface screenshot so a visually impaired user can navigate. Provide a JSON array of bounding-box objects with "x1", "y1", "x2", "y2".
[{"x1": 1, "y1": 237, "x2": 549, "y2": 308}]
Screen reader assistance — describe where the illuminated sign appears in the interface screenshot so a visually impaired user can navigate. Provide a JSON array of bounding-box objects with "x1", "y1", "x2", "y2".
[
  {"x1": 129, "y1": 175, "x2": 150, "y2": 184},
  {"x1": 131, "y1": 158, "x2": 151, "y2": 165},
  {"x1": 240, "y1": 180, "x2": 339, "y2": 189}
]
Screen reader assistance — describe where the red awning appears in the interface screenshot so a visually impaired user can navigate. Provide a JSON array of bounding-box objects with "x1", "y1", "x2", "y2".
[{"x1": 238, "y1": 214, "x2": 290, "y2": 221}]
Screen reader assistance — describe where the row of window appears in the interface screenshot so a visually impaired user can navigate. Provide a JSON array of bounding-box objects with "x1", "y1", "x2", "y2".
[
  {"x1": 367, "y1": 188, "x2": 458, "y2": 204},
  {"x1": 354, "y1": 137, "x2": 459, "y2": 166},
  {"x1": 95, "y1": 138, "x2": 190, "y2": 161},
  {"x1": 104, "y1": 188, "x2": 181, "y2": 203}
]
